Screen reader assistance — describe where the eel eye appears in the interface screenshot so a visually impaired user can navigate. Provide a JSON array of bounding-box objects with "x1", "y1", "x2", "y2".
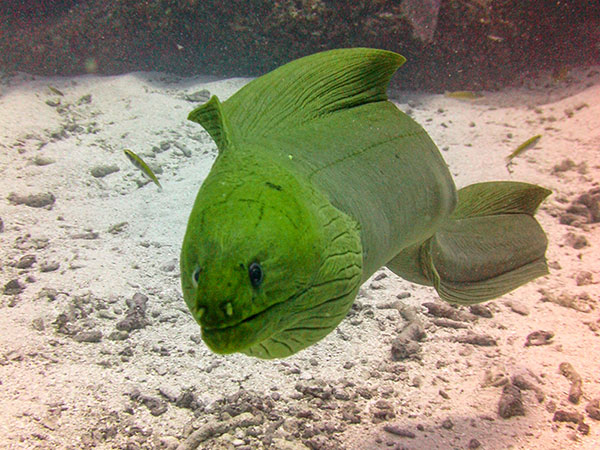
[
  {"x1": 192, "y1": 267, "x2": 202, "y2": 287},
  {"x1": 248, "y1": 262, "x2": 263, "y2": 288}
]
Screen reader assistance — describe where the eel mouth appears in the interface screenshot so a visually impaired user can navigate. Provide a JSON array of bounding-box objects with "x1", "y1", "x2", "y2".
[{"x1": 200, "y1": 288, "x2": 309, "y2": 354}]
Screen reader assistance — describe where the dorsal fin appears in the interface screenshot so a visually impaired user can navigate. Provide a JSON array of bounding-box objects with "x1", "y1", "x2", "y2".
[
  {"x1": 188, "y1": 48, "x2": 405, "y2": 151},
  {"x1": 188, "y1": 96, "x2": 231, "y2": 151}
]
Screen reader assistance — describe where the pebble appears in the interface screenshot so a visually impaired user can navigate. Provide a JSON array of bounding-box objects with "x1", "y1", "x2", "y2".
[
  {"x1": 116, "y1": 293, "x2": 150, "y2": 331},
  {"x1": 504, "y1": 300, "x2": 529, "y2": 316},
  {"x1": 390, "y1": 338, "x2": 421, "y2": 361},
  {"x1": 7, "y1": 192, "x2": 56, "y2": 208},
  {"x1": 454, "y1": 332, "x2": 497, "y2": 346},
  {"x1": 3, "y1": 279, "x2": 25, "y2": 295},
  {"x1": 559, "y1": 362, "x2": 583, "y2": 404},
  {"x1": 140, "y1": 395, "x2": 168, "y2": 416},
  {"x1": 382, "y1": 424, "x2": 415, "y2": 438},
  {"x1": 40, "y1": 261, "x2": 60, "y2": 272},
  {"x1": 575, "y1": 271, "x2": 593, "y2": 286},
  {"x1": 468, "y1": 438, "x2": 481, "y2": 449},
  {"x1": 498, "y1": 384, "x2": 525, "y2": 418},
  {"x1": 585, "y1": 398, "x2": 600, "y2": 420},
  {"x1": 441, "y1": 418, "x2": 454, "y2": 430},
  {"x1": 16, "y1": 254, "x2": 36, "y2": 269},
  {"x1": 90, "y1": 164, "x2": 120, "y2": 178},
  {"x1": 524, "y1": 330, "x2": 554, "y2": 346},
  {"x1": 107, "y1": 330, "x2": 129, "y2": 341},
  {"x1": 0, "y1": 217, "x2": 3, "y2": 232},
  {"x1": 511, "y1": 374, "x2": 545, "y2": 403},
  {"x1": 390, "y1": 322, "x2": 425, "y2": 361},
  {"x1": 371, "y1": 400, "x2": 395, "y2": 422},
  {"x1": 31, "y1": 318, "x2": 45, "y2": 331},
  {"x1": 33, "y1": 155, "x2": 55, "y2": 166},
  {"x1": 185, "y1": 89, "x2": 211, "y2": 103},
  {"x1": 73, "y1": 330, "x2": 103, "y2": 343},
  {"x1": 432, "y1": 318, "x2": 469, "y2": 329},
  {"x1": 469, "y1": 304, "x2": 493, "y2": 318},
  {"x1": 553, "y1": 409, "x2": 583, "y2": 424},
  {"x1": 564, "y1": 232, "x2": 588, "y2": 249},
  {"x1": 423, "y1": 302, "x2": 476, "y2": 322}
]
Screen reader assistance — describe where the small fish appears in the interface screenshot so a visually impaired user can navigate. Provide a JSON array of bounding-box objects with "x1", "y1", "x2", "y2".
[
  {"x1": 444, "y1": 90, "x2": 482, "y2": 100},
  {"x1": 48, "y1": 86, "x2": 64, "y2": 96},
  {"x1": 487, "y1": 34, "x2": 504, "y2": 42},
  {"x1": 123, "y1": 149, "x2": 162, "y2": 189},
  {"x1": 506, "y1": 134, "x2": 542, "y2": 163}
]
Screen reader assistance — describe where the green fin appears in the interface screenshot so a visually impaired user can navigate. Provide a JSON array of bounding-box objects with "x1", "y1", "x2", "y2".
[
  {"x1": 388, "y1": 181, "x2": 551, "y2": 304},
  {"x1": 188, "y1": 95, "x2": 232, "y2": 152},
  {"x1": 188, "y1": 48, "x2": 405, "y2": 150}
]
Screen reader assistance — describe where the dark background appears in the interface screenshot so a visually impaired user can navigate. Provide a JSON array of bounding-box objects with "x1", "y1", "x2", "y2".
[{"x1": 1, "y1": 0, "x2": 599, "y2": 90}]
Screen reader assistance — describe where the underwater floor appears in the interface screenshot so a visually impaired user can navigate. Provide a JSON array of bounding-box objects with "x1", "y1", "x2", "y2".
[{"x1": 0, "y1": 67, "x2": 599, "y2": 449}]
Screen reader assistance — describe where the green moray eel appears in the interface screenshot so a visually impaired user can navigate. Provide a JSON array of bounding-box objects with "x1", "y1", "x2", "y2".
[{"x1": 180, "y1": 48, "x2": 551, "y2": 359}]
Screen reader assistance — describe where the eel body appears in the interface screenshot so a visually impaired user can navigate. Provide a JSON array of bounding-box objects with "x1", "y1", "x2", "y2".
[{"x1": 180, "y1": 48, "x2": 550, "y2": 358}]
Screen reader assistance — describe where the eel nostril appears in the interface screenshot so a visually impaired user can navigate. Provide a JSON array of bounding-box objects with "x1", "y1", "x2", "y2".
[{"x1": 224, "y1": 302, "x2": 233, "y2": 317}]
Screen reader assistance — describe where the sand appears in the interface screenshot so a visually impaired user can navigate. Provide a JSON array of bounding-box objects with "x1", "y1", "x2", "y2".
[{"x1": 0, "y1": 65, "x2": 599, "y2": 450}]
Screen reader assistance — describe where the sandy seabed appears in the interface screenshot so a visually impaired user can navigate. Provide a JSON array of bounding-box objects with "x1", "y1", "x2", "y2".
[{"x1": 0, "y1": 65, "x2": 599, "y2": 450}]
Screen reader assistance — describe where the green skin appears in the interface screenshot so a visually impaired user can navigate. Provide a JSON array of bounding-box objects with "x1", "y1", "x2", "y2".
[
  {"x1": 180, "y1": 148, "x2": 363, "y2": 358},
  {"x1": 180, "y1": 48, "x2": 550, "y2": 359}
]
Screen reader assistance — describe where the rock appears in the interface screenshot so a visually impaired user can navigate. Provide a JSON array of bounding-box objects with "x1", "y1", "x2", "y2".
[
  {"x1": 552, "y1": 158, "x2": 576, "y2": 173},
  {"x1": 0, "y1": 217, "x2": 3, "y2": 232},
  {"x1": 73, "y1": 330, "x2": 103, "y2": 343},
  {"x1": 108, "y1": 222, "x2": 129, "y2": 234},
  {"x1": 8, "y1": 192, "x2": 56, "y2": 208},
  {"x1": 504, "y1": 300, "x2": 529, "y2": 316},
  {"x1": 390, "y1": 337, "x2": 421, "y2": 361},
  {"x1": 423, "y1": 302, "x2": 476, "y2": 322},
  {"x1": 295, "y1": 381, "x2": 332, "y2": 400},
  {"x1": 140, "y1": 394, "x2": 168, "y2": 416},
  {"x1": 539, "y1": 289, "x2": 591, "y2": 312},
  {"x1": 553, "y1": 409, "x2": 583, "y2": 424},
  {"x1": 454, "y1": 332, "x2": 497, "y2": 346},
  {"x1": 441, "y1": 418, "x2": 454, "y2": 429},
  {"x1": 575, "y1": 188, "x2": 600, "y2": 222},
  {"x1": 578, "y1": 421, "x2": 591, "y2": 435},
  {"x1": 31, "y1": 318, "x2": 45, "y2": 331},
  {"x1": 468, "y1": 438, "x2": 481, "y2": 449},
  {"x1": 498, "y1": 384, "x2": 525, "y2": 419},
  {"x1": 185, "y1": 89, "x2": 211, "y2": 103},
  {"x1": 559, "y1": 362, "x2": 583, "y2": 404},
  {"x1": 90, "y1": 164, "x2": 120, "y2": 178},
  {"x1": 176, "y1": 389, "x2": 201, "y2": 410},
  {"x1": 40, "y1": 261, "x2": 60, "y2": 272},
  {"x1": 116, "y1": 293, "x2": 150, "y2": 331},
  {"x1": 400, "y1": 322, "x2": 426, "y2": 341},
  {"x1": 585, "y1": 398, "x2": 600, "y2": 420},
  {"x1": 108, "y1": 330, "x2": 129, "y2": 341},
  {"x1": 575, "y1": 271, "x2": 593, "y2": 286},
  {"x1": 524, "y1": 330, "x2": 554, "y2": 346},
  {"x1": 16, "y1": 254, "x2": 36, "y2": 269},
  {"x1": 432, "y1": 318, "x2": 469, "y2": 329},
  {"x1": 372, "y1": 400, "x2": 395, "y2": 422},
  {"x1": 511, "y1": 374, "x2": 545, "y2": 403},
  {"x1": 564, "y1": 232, "x2": 588, "y2": 249},
  {"x1": 3, "y1": 279, "x2": 25, "y2": 295},
  {"x1": 33, "y1": 155, "x2": 55, "y2": 166},
  {"x1": 382, "y1": 424, "x2": 415, "y2": 438},
  {"x1": 469, "y1": 304, "x2": 493, "y2": 318}
]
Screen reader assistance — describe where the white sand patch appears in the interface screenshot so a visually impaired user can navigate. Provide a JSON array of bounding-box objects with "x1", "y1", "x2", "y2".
[{"x1": 1, "y1": 67, "x2": 599, "y2": 449}]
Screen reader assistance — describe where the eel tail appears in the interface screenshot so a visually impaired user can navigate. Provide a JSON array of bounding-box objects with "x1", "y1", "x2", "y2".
[{"x1": 386, "y1": 181, "x2": 551, "y2": 304}]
